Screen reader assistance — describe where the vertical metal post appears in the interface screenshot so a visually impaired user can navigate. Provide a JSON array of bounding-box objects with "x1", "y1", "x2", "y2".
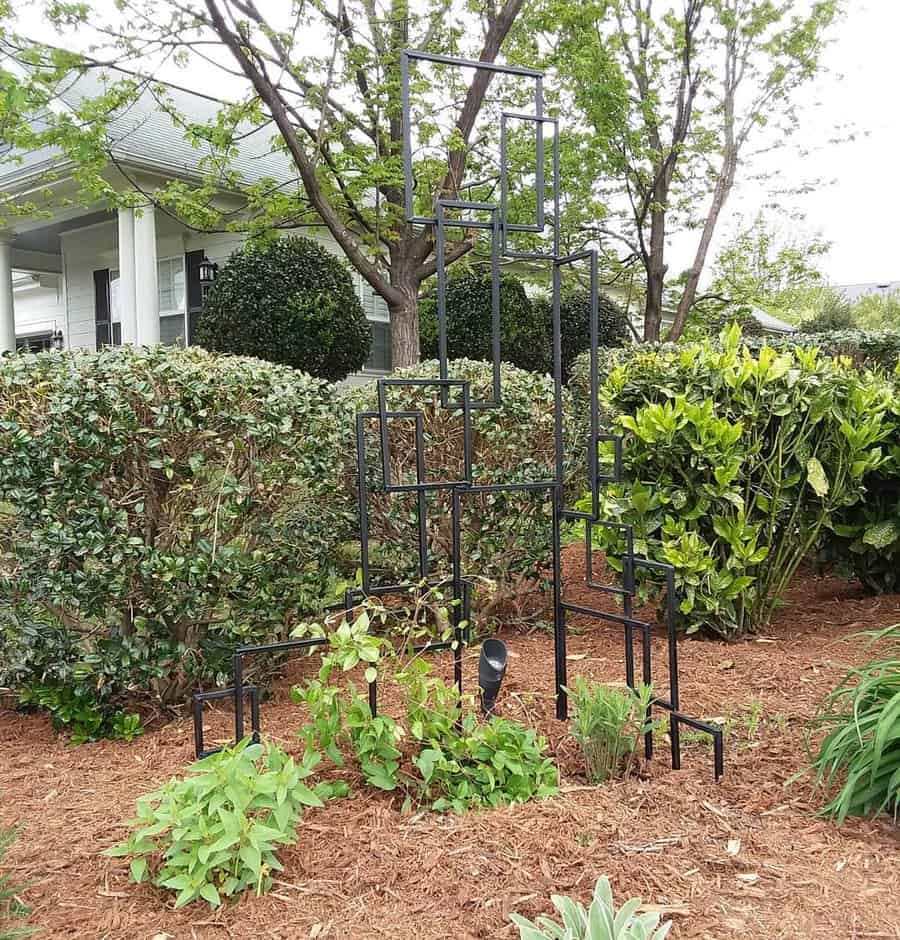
[{"x1": 233, "y1": 651, "x2": 244, "y2": 743}]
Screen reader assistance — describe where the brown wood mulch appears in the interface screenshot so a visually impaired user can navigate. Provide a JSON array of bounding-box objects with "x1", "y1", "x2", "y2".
[{"x1": 2, "y1": 546, "x2": 899, "y2": 939}]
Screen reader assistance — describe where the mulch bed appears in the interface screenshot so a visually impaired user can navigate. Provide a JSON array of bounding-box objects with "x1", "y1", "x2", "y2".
[{"x1": 2, "y1": 546, "x2": 899, "y2": 939}]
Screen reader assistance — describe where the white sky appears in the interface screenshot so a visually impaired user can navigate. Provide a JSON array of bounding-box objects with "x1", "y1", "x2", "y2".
[
  {"x1": 672, "y1": 0, "x2": 900, "y2": 287},
  {"x1": 12, "y1": 0, "x2": 899, "y2": 286}
]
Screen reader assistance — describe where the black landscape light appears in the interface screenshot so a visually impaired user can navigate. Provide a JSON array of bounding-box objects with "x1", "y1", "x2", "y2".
[{"x1": 478, "y1": 638, "x2": 508, "y2": 714}]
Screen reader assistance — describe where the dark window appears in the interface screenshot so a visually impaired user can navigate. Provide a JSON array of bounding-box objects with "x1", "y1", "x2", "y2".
[
  {"x1": 185, "y1": 249, "x2": 205, "y2": 346},
  {"x1": 15, "y1": 332, "x2": 53, "y2": 352},
  {"x1": 366, "y1": 320, "x2": 392, "y2": 372},
  {"x1": 94, "y1": 269, "x2": 121, "y2": 347}
]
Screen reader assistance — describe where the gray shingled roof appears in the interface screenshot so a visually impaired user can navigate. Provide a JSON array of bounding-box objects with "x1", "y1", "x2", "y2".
[{"x1": 0, "y1": 60, "x2": 295, "y2": 189}]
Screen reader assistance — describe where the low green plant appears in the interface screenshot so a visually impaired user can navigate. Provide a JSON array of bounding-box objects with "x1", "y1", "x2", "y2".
[
  {"x1": 291, "y1": 603, "x2": 559, "y2": 813},
  {"x1": 105, "y1": 739, "x2": 347, "y2": 909},
  {"x1": 17, "y1": 682, "x2": 142, "y2": 744},
  {"x1": 0, "y1": 826, "x2": 34, "y2": 940},
  {"x1": 510, "y1": 875, "x2": 672, "y2": 940},
  {"x1": 415, "y1": 711, "x2": 559, "y2": 812},
  {"x1": 804, "y1": 624, "x2": 900, "y2": 823},
  {"x1": 566, "y1": 679, "x2": 654, "y2": 783}
]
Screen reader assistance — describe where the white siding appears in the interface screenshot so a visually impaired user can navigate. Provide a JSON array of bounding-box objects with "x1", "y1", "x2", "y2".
[
  {"x1": 60, "y1": 220, "x2": 117, "y2": 351},
  {"x1": 12, "y1": 275, "x2": 65, "y2": 340}
]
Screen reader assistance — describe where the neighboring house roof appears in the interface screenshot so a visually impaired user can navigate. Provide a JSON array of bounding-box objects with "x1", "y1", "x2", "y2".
[
  {"x1": 834, "y1": 281, "x2": 900, "y2": 303},
  {"x1": 0, "y1": 51, "x2": 294, "y2": 190},
  {"x1": 750, "y1": 306, "x2": 796, "y2": 334}
]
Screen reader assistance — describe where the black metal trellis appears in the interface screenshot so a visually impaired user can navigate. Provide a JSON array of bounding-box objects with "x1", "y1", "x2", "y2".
[{"x1": 191, "y1": 49, "x2": 724, "y2": 781}]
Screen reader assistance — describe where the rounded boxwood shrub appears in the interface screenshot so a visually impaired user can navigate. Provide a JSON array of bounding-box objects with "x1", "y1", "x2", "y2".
[
  {"x1": 0, "y1": 345, "x2": 355, "y2": 717},
  {"x1": 420, "y1": 272, "x2": 630, "y2": 380},
  {"x1": 419, "y1": 270, "x2": 547, "y2": 373},
  {"x1": 196, "y1": 235, "x2": 372, "y2": 382},
  {"x1": 534, "y1": 289, "x2": 630, "y2": 381}
]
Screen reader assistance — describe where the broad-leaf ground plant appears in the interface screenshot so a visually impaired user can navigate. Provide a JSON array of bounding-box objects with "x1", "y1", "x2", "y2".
[
  {"x1": 0, "y1": 346, "x2": 353, "y2": 727},
  {"x1": 510, "y1": 875, "x2": 672, "y2": 940},
  {"x1": 105, "y1": 739, "x2": 347, "y2": 909},
  {"x1": 571, "y1": 326, "x2": 893, "y2": 637},
  {"x1": 291, "y1": 602, "x2": 559, "y2": 813},
  {"x1": 804, "y1": 624, "x2": 900, "y2": 823}
]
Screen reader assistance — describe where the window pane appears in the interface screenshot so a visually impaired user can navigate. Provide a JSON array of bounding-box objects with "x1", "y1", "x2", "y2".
[
  {"x1": 365, "y1": 321, "x2": 391, "y2": 371},
  {"x1": 158, "y1": 257, "x2": 185, "y2": 314},
  {"x1": 160, "y1": 313, "x2": 186, "y2": 346},
  {"x1": 109, "y1": 271, "x2": 122, "y2": 324}
]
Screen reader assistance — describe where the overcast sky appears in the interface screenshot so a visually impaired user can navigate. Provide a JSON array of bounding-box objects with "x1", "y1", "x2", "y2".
[
  {"x1": 13, "y1": 0, "x2": 898, "y2": 287},
  {"x1": 682, "y1": 0, "x2": 900, "y2": 287}
]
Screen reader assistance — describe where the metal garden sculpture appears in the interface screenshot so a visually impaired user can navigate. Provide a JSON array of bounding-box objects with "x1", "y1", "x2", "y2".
[{"x1": 192, "y1": 50, "x2": 724, "y2": 781}]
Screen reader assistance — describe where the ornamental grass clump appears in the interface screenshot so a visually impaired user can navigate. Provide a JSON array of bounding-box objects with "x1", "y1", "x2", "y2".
[
  {"x1": 566, "y1": 678, "x2": 653, "y2": 783},
  {"x1": 805, "y1": 624, "x2": 900, "y2": 823},
  {"x1": 0, "y1": 826, "x2": 34, "y2": 939}
]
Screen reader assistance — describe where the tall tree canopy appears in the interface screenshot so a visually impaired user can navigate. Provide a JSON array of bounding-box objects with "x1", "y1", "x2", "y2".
[
  {"x1": 531, "y1": 0, "x2": 842, "y2": 341},
  {"x1": 0, "y1": 0, "x2": 536, "y2": 366}
]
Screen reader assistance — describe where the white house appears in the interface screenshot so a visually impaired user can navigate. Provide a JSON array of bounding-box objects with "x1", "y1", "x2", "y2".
[{"x1": 0, "y1": 63, "x2": 392, "y2": 374}]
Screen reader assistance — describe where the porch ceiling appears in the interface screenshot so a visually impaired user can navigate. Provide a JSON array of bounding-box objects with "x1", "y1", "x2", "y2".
[{"x1": 12, "y1": 209, "x2": 114, "y2": 254}]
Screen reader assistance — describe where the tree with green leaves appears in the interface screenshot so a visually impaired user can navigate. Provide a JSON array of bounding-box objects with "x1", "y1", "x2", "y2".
[
  {"x1": 0, "y1": 0, "x2": 531, "y2": 367},
  {"x1": 682, "y1": 211, "x2": 832, "y2": 332},
  {"x1": 531, "y1": 0, "x2": 842, "y2": 342}
]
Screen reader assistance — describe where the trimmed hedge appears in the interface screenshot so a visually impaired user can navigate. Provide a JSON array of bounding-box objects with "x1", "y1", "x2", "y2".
[
  {"x1": 0, "y1": 346, "x2": 353, "y2": 717},
  {"x1": 419, "y1": 271, "x2": 547, "y2": 374},
  {"x1": 536, "y1": 290, "x2": 631, "y2": 381},
  {"x1": 344, "y1": 358, "x2": 584, "y2": 624},
  {"x1": 420, "y1": 271, "x2": 629, "y2": 379},
  {"x1": 196, "y1": 235, "x2": 372, "y2": 381},
  {"x1": 743, "y1": 329, "x2": 900, "y2": 372}
]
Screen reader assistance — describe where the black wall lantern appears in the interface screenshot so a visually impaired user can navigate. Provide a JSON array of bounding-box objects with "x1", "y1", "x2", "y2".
[
  {"x1": 52, "y1": 329, "x2": 64, "y2": 351},
  {"x1": 198, "y1": 258, "x2": 218, "y2": 287}
]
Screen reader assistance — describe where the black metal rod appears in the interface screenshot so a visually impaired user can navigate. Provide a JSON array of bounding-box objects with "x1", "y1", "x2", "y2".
[{"x1": 192, "y1": 45, "x2": 726, "y2": 783}]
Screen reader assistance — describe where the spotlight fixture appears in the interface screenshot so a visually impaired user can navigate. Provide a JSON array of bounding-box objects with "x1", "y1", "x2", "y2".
[{"x1": 478, "y1": 638, "x2": 508, "y2": 715}]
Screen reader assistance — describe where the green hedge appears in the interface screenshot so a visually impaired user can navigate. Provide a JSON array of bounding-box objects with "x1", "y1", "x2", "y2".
[
  {"x1": 743, "y1": 329, "x2": 900, "y2": 372},
  {"x1": 419, "y1": 271, "x2": 547, "y2": 374},
  {"x1": 344, "y1": 358, "x2": 583, "y2": 624},
  {"x1": 0, "y1": 346, "x2": 353, "y2": 721},
  {"x1": 570, "y1": 326, "x2": 894, "y2": 637},
  {"x1": 420, "y1": 271, "x2": 629, "y2": 379}
]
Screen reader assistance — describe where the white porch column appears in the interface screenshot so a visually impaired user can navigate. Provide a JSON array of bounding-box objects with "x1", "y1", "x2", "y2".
[
  {"x1": 133, "y1": 204, "x2": 159, "y2": 345},
  {"x1": 0, "y1": 239, "x2": 15, "y2": 353},
  {"x1": 116, "y1": 207, "x2": 139, "y2": 344}
]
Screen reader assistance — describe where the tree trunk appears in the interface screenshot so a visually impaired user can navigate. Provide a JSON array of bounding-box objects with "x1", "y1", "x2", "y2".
[
  {"x1": 666, "y1": 144, "x2": 738, "y2": 342},
  {"x1": 644, "y1": 201, "x2": 668, "y2": 343},
  {"x1": 389, "y1": 291, "x2": 420, "y2": 369}
]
